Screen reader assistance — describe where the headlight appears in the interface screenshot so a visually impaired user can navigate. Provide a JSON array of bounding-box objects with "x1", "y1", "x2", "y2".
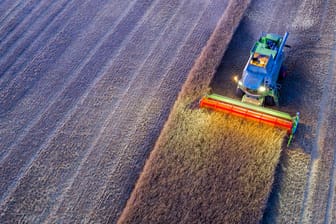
[
  {"x1": 258, "y1": 86, "x2": 266, "y2": 92},
  {"x1": 238, "y1": 80, "x2": 242, "y2": 86}
]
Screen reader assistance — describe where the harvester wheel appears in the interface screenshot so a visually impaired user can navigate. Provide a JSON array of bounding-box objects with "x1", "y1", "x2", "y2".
[
  {"x1": 236, "y1": 88, "x2": 244, "y2": 98},
  {"x1": 265, "y1": 96, "x2": 275, "y2": 106},
  {"x1": 279, "y1": 67, "x2": 287, "y2": 80}
]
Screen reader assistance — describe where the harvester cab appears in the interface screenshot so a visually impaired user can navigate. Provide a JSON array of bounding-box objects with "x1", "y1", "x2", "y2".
[
  {"x1": 236, "y1": 32, "x2": 289, "y2": 107},
  {"x1": 200, "y1": 32, "x2": 299, "y2": 146}
]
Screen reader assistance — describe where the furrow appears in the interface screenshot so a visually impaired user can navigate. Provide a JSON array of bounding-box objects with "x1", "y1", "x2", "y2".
[
  {"x1": 0, "y1": 0, "x2": 166, "y2": 222},
  {"x1": 0, "y1": 0, "x2": 114, "y2": 196},
  {"x1": 0, "y1": 0, "x2": 40, "y2": 42},
  {"x1": 0, "y1": 0, "x2": 108, "y2": 159},
  {"x1": 0, "y1": 0, "x2": 58, "y2": 59},
  {"x1": 0, "y1": 0, "x2": 74, "y2": 89},
  {"x1": 0, "y1": 0, "x2": 23, "y2": 26}
]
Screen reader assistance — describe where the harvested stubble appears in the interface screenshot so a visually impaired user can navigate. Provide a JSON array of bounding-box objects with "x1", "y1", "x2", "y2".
[
  {"x1": 263, "y1": 149, "x2": 310, "y2": 224},
  {"x1": 119, "y1": 0, "x2": 287, "y2": 223}
]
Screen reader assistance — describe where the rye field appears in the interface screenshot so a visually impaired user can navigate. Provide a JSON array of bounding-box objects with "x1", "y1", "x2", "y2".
[{"x1": 1, "y1": 0, "x2": 336, "y2": 223}]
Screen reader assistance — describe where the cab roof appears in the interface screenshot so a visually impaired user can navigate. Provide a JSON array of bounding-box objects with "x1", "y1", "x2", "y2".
[{"x1": 250, "y1": 33, "x2": 282, "y2": 59}]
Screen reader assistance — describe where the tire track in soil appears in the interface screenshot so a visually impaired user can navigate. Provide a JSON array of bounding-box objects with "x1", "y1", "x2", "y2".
[
  {"x1": 0, "y1": 0, "x2": 74, "y2": 90},
  {"x1": 0, "y1": 0, "x2": 59, "y2": 60},
  {"x1": 299, "y1": 1, "x2": 336, "y2": 222},
  {"x1": 0, "y1": 0, "x2": 115, "y2": 198},
  {"x1": 0, "y1": 0, "x2": 28, "y2": 31},
  {"x1": 87, "y1": 1, "x2": 229, "y2": 222},
  {"x1": 0, "y1": 0, "x2": 40, "y2": 42},
  {"x1": 45, "y1": 0, "x2": 206, "y2": 222},
  {"x1": 312, "y1": 3, "x2": 336, "y2": 223},
  {"x1": 0, "y1": 0, "x2": 23, "y2": 26},
  {"x1": 0, "y1": 0, "x2": 179, "y2": 222},
  {"x1": 0, "y1": 0, "x2": 108, "y2": 159}
]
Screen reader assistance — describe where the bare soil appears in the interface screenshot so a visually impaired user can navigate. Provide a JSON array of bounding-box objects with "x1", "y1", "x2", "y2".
[{"x1": 0, "y1": 0, "x2": 229, "y2": 223}]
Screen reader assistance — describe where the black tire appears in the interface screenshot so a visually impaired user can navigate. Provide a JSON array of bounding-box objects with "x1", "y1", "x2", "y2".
[
  {"x1": 265, "y1": 96, "x2": 275, "y2": 106},
  {"x1": 278, "y1": 66, "x2": 287, "y2": 81},
  {"x1": 236, "y1": 88, "x2": 244, "y2": 98}
]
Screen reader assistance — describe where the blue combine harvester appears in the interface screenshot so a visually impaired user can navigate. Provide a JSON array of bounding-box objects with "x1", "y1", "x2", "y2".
[
  {"x1": 200, "y1": 32, "x2": 300, "y2": 146},
  {"x1": 236, "y1": 32, "x2": 289, "y2": 106}
]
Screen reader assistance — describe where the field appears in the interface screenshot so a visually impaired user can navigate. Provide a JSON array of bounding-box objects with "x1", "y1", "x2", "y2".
[
  {"x1": 1, "y1": 0, "x2": 336, "y2": 223},
  {"x1": 120, "y1": 0, "x2": 336, "y2": 223},
  {"x1": 118, "y1": 1, "x2": 286, "y2": 222},
  {"x1": 0, "y1": 0, "x2": 230, "y2": 222}
]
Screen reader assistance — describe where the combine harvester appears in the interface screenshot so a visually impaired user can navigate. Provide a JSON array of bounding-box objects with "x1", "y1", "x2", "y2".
[{"x1": 200, "y1": 32, "x2": 299, "y2": 146}]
